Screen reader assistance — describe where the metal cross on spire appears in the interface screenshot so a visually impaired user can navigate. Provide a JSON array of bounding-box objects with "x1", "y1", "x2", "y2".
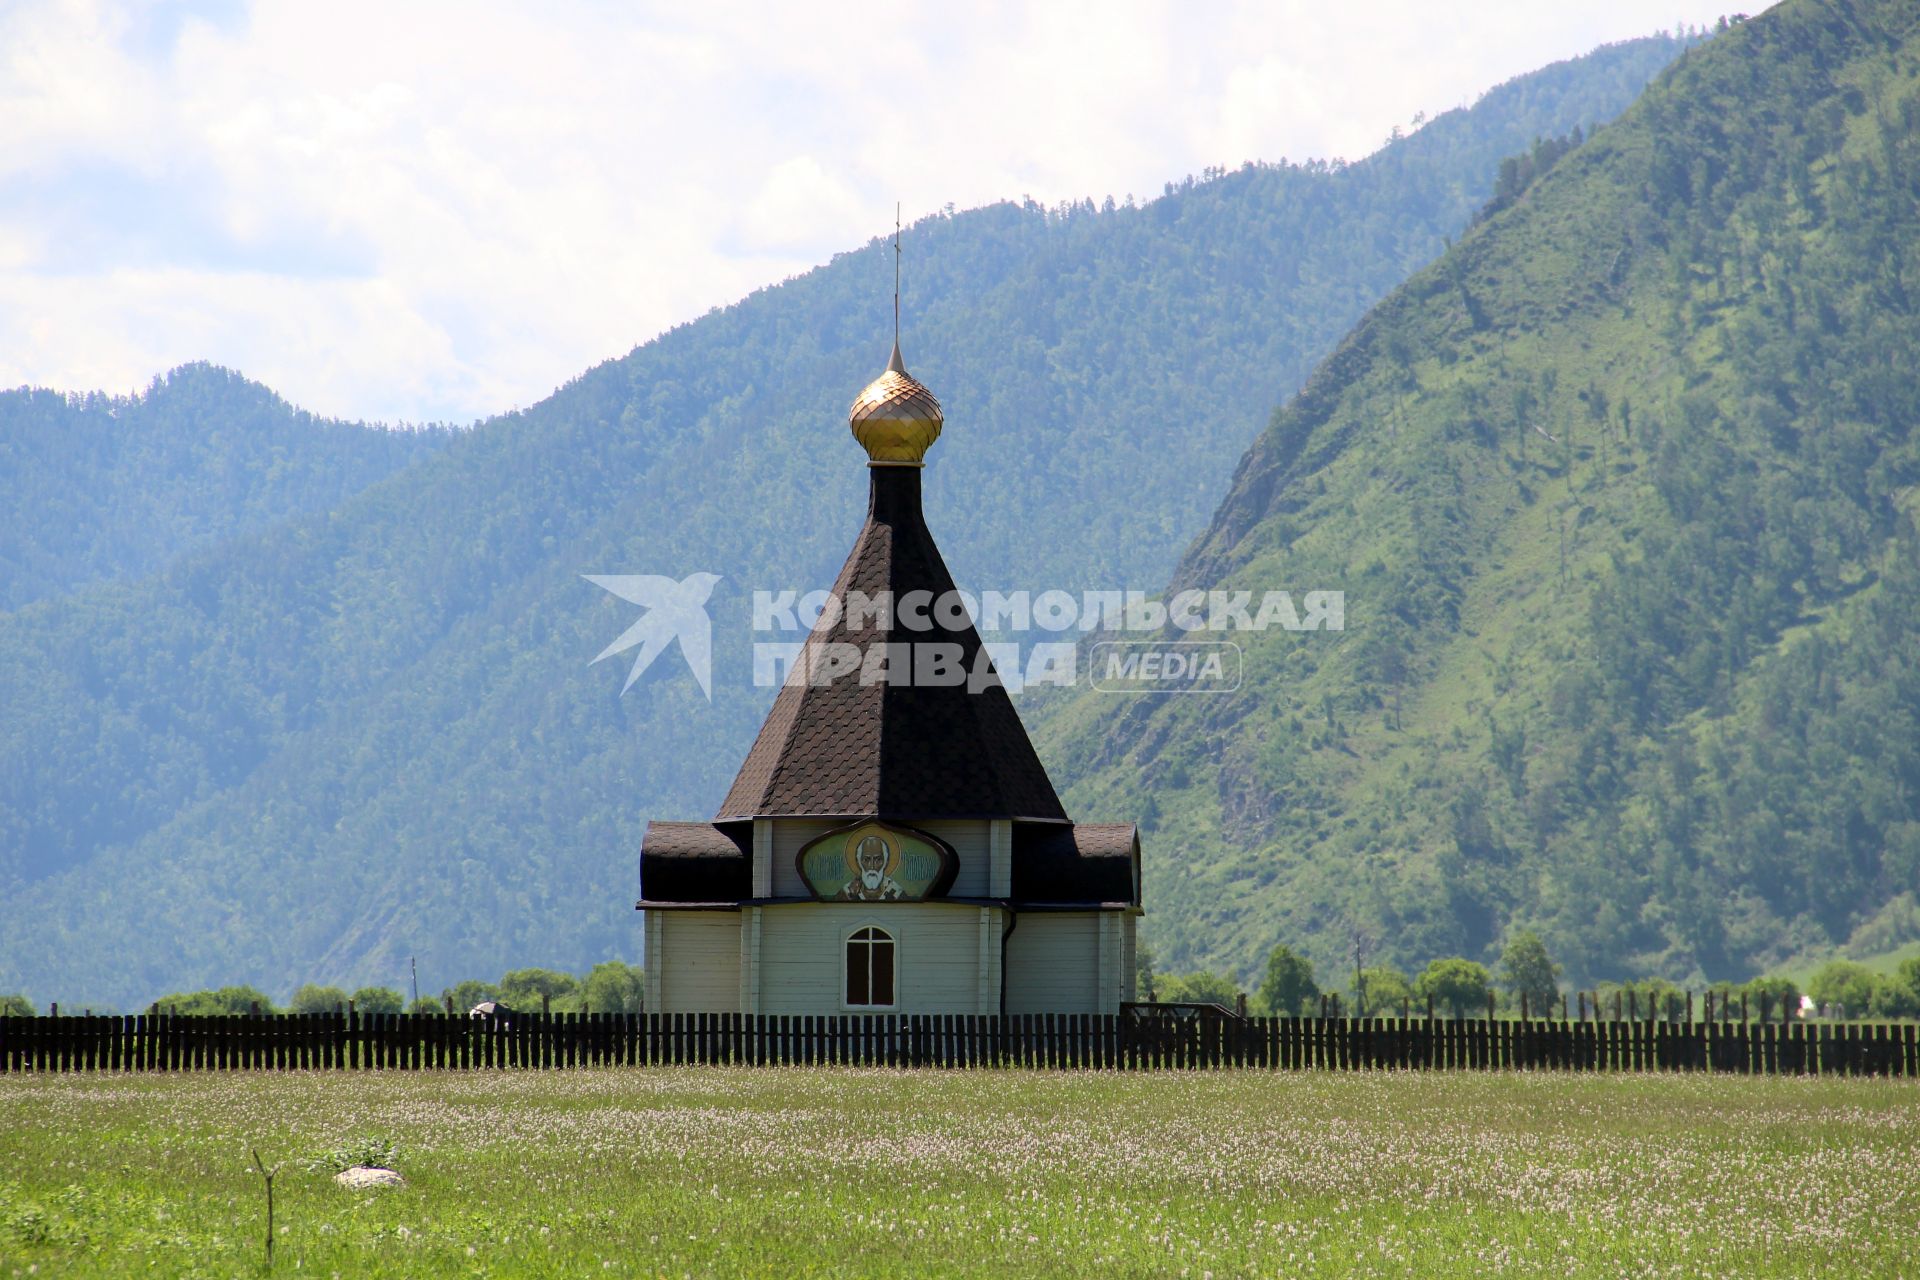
[{"x1": 893, "y1": 201, "x2": 901, "y2": 346}]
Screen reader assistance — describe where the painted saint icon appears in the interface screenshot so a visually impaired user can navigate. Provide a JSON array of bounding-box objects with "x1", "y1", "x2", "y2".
[
  {"x1": 796, "y1": 820, "x2": 958, "y2": 902},
  {"x1": 839, "y1": 834, "x2": 905, "y2": 901}
]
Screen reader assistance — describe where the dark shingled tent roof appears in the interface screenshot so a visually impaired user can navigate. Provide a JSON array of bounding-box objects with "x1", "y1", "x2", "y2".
[
  {"x1": 640, "y1": 347, "x2": 1141, "y2": 911},
  {"x1": 715, "y1": 466, "x2": 1068, "y2": 823}
]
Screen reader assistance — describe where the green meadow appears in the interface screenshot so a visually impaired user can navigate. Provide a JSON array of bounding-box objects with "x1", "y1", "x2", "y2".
[{"x1": 1, "y1": 1068, "x2": 1914, "y2": 1278}]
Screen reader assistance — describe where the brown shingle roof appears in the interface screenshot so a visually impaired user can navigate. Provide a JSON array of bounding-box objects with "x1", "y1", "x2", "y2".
[
  {"x1": 639, "y1": 821, "x2": 750, "y2": 902},
  {"x1": 716, "y1": 467, "x2": 1068, "y2": 823},
  {"x1": 1012, "y1": 822, "x2": 1140, "y2": 905}
]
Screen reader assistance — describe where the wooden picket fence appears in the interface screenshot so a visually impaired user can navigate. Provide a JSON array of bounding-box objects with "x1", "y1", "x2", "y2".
[{"x1": 2, "y1": 1010, "x2": 1916, "y2": 1075}]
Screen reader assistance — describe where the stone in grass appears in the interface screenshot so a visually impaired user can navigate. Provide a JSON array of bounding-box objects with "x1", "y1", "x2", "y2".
[{"x1": 335, "y1": 1166, "x2": 405, "y2": 1189}]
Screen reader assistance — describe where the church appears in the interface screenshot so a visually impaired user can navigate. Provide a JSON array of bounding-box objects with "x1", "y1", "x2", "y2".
[{"x1": 638, "y1": 335, "x2": 1144, "y2": 1016}]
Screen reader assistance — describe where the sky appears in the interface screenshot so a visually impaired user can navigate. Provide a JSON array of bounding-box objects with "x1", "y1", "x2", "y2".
[{"x1": 1, "y1": 0, "x2": 1740, "y2": 425}]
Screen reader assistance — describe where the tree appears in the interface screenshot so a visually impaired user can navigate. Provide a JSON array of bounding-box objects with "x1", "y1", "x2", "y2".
[
  {"x1": 0, "y1": 994, "x2": 34, "y2": 1016},
  {"x1": 498, "y1": 968, "x2": 580, "y2": 1009},
  {"x1": 1134, "y1": 941, "x2": 1158, "y2": 1002},
  {"x1": 1499, "y1": 930, "x2": 1561, "y2": 1012},
  {"x1": 1351, "y1": 965, "x2": 1412, "y2": 1016},
  {"x1": 1255, "y1": 945, "x2": 1319, "y2": 1016},
  {"x1": 582, "y1": 961, "x2": 645, "y2": 1013},
  {"x1": 408, "y1": 997, "x2": 447, "y2": 1016},
  {"x1": 1889, "y1": 959, "x2": 1920, "y2": 1013},
  {"x1": 1807, "y1": 960, "x2": 1877, "y2": 1017},
  {"x1": 288, "y1": 984, "x2": 349, "y2": 1013},
  {"x1": 1415, "y1": 958, "x2": 1491, "y2": 1018},
  {"x1": 349, "y1": 987, "x2": 404, "y2": 1015},
  {"x1": 1868, "y1": 969, "x2": 1920, "y2": 1020},
  {"x1": 151, "y1": 985, "x2": 279, "y2": 1015},
  {"x1": 1626, "y1": 977, "x2": 1683, "y2": 1020},
  {"x1": 1158, "y1": 971, "x2": 1240, "y2": 1007},
  {"x1": 1868, "y1": 957, "x2": 1920, "y2": 1018},
  {"x1": 1740, "y1": 975, "x2": 1801, "y2": 1020}
]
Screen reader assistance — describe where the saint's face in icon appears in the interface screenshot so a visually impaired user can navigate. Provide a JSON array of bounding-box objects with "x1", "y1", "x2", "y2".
[{"x1": 840, "y1": 834, "x2": 904, "y2": 901}]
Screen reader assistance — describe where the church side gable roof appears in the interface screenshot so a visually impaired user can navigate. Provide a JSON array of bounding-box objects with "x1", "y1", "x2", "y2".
[
  {"x1": 639, "y1": 821, "x2": 750, "y2": 903},
  {"x1": 1011, "y1": 822, "x2": 1140, "y2": 906}
]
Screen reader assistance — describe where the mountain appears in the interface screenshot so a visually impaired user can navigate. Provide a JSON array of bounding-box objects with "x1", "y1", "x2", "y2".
[
  {"x1": 0, "y1": 34, "x2": 1693, "y2": 1008},
  {"x1": 0, "y1": 363, "x2": 446, "y2": 612},
  {"x1": 1041, "y1": 0, "x2": 1920, "y2": 990}
]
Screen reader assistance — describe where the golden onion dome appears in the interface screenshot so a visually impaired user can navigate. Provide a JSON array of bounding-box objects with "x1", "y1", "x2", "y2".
[{"x1": 849, "y1": 340, "x2": 943, "y2": 466}]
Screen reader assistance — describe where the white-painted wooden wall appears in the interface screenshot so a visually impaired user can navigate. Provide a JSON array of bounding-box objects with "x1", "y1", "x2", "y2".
[
  {"x1": 644, "y1": 910, "x2": 742, "y2": 1013},
  {"x1": 1005, "y1": 912, "x2": 1097, "y2": 1013},
  {"x1": 645, "y1": 816, "x2": 1135, "y2": 1016},
  {"x1": 756, "y1": 902, "x2": 996, "y2": 1015},
  {"x1": 648, "y1": 904, "x2": 1132, "y2": 1015}
]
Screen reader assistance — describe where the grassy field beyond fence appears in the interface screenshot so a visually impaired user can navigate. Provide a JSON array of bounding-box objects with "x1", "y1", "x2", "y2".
[{"x1": 1, "y1": 1068, "x2": 1914, "y2": 1278}]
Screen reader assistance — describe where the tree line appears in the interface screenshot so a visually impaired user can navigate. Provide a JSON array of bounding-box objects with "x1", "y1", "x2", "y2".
[
  {"x1": 0, "y1": 961, "x2": 644, "y2": 1018},
  {"x1": 1143, "y1": 931, "x2": 1920, "y2": 1022}
]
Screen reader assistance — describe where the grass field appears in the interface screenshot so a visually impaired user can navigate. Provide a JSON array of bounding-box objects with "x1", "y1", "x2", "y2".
[{"x1": 1, "y1": 1069, "x2": 1915, "y2": 1278}]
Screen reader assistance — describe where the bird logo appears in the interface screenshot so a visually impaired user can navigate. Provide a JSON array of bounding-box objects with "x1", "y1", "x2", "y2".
[{"x1": 584, "y1": 572, "x2": 723, "y2": 700}]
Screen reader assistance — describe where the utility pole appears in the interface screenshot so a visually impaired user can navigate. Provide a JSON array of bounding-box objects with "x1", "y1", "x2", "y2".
[
  {"x1": 1347, "y1": 920, "x2": 1376, "y2": 1019},
  {"x1": 410, "y1": 956, "x2": 419, "y2": 1011}
]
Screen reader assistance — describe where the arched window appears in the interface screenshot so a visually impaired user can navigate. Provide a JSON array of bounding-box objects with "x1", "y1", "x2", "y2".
[{"x1": 845, "y1": 926, "x2": 896, "y2": 1009}]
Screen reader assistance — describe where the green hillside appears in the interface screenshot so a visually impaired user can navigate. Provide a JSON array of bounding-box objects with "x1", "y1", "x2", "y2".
[
  {"x1": 0, "y1": 363, "x2": 446, "y2": 611},
  {"x1": 1042, "y1": 0, "x2": 1920, "y2": 990},
  {"x1": 0, "y1": 36, "x2": 1692, "y2": 1008}
]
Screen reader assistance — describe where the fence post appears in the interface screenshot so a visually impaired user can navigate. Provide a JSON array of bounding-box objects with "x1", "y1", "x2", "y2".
[{"x1": 1520, "y1": 990, "x2": 1536, "y2": 1074}]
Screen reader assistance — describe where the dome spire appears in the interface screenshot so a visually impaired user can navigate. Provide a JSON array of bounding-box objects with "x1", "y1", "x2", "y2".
[{"x1": 850, "y1": 206, "x2": 942, "y2": 466}]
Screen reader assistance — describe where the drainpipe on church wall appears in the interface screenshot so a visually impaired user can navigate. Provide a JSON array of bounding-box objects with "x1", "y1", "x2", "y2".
[{"x1": 998, "y1": 908, "x2": 1019, "y2": 1015}]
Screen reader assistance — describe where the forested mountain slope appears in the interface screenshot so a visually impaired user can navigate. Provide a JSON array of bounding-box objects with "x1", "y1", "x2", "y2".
[
  {"x1": 0, "y1": 36, "x2": 1693, "y2": 1007},
  {"x1": 0, "y1": 363, "x2": 446, "y2": 611},
  {"x1": 1042, "y1": 0, "x2": 1920, "y2": 988}
]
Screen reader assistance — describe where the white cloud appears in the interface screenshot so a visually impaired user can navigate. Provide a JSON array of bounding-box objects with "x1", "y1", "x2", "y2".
[
  {"x1": 736, "y1": 156, "x2": 869, "y2": 258},
  {"x1": 0, "y1": 0, "x2": 1737, "y2": 423}
]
